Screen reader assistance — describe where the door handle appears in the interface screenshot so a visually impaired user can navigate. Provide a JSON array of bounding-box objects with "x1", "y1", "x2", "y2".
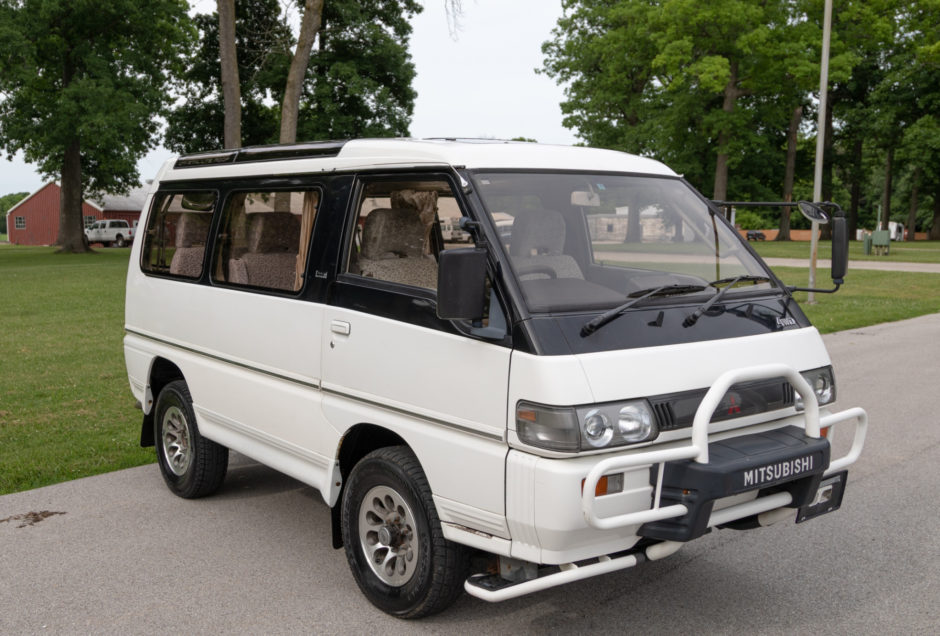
[{"x1": 331, "y1": 320, "x2": 351, "y2": 336}]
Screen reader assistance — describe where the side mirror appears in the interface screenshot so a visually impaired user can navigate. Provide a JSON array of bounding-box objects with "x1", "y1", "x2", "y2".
[
  {"x1": 437, "y1": 248, "x2": 488, "y2": 321},
  {"x1": 831, "y1": 215, "x2": 847, "y2": 283}
]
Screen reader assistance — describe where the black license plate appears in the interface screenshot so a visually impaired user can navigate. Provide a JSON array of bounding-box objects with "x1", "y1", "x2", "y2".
[{"x1": 796, "y1": 470, "x2": 848, "y2": 523}]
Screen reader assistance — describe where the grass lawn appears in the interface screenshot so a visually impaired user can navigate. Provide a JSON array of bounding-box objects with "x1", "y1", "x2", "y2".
[
  {"x1": 771, "y1": 266, "x2": 940, "y2": 333},
  {"x1": 1, "y1": 243, "x2": 939, "y2": 495},
  {"x1": 0, "y1": 245, "x2": 152, "y2": 495},
  {"x1": 749, "y1": 238, "x2": 940, "y2": 263}
]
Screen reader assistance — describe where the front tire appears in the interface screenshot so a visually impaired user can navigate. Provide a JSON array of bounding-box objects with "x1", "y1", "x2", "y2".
[
  {"x1": 341, "y1": 446, "x2": 467, "y2": 618},
  {"x1": 154, "y1": 380, "x2": 228, "y2": 498}
]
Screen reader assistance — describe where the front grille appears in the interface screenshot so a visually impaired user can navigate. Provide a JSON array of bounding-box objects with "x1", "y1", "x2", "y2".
[{"x1": 650, "y1": 378, "x2": 795, "y2": 432}]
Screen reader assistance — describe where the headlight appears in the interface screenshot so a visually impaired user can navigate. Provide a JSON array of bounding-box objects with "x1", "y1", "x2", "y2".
[
  {"x1": 516, "y1": 400, "x2": 658, "y2": 452},
  {"x1": 796, "y1": 366, "x2": 836, "y2": 410}
]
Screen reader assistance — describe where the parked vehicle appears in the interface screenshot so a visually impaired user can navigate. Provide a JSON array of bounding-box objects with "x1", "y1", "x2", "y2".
[
  {"x1": 746, "y1": 230, "x2": 766, "y2": 241},
  {"x1": 85, "y1": 219, "x2": 134, "y2": 247},
  {"x1": 124, "y1": 140, "x2": 867, "y2": 618}
]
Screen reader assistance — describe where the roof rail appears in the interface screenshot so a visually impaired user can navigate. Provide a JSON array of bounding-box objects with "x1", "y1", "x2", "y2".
[{"x1": 174, "y1": 140, "x2": 350, "y2": 169}]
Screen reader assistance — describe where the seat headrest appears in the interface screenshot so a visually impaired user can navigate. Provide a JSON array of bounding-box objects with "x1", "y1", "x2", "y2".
[
  {"x1": 247, "y1": 212, "x2": 301, "y2": 252},
  {"x1": 175, "y1": 213, "x2": 211, "y2": 248},
  {"x1": 360, "y1": 208, "x2": 426, "y2": 259},
  {"x1": 510, "y1": 209, "x2": 566, "y2": 257}
]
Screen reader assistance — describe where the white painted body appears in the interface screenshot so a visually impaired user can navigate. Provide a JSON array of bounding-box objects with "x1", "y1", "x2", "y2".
[{"x1": 124, "y1": 139, "x2": 866, "y2": 586}]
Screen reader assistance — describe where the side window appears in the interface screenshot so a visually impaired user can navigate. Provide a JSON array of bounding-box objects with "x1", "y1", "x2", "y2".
[
  {"x1": 211, "y1": 190, "x2": 319, "y2": 293},
  {"x1": 14, "y1": 216, "x2": 26, "y2": 230},
  {"x1": 346, "y1": 179, "x2": 458, "y2": 291},
  {"x1": 141, "y1": 191, "x2": 217, "y2": 279},
  {"x1": 84, "y1": 216, "x2": 96, "y2": 228}
]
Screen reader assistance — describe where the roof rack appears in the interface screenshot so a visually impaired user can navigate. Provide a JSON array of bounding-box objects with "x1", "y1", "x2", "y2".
[{"x1": 174, "y1": 140, "x2": 350, "y2": 169}]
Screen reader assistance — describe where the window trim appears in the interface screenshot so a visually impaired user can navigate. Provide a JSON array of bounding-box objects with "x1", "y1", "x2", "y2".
[
  {"x1": 340, "y1": 172, "x2": 464, "y2": 294},
  {"x1": 139, "y1": 189, "x2": 219, "y2": 281},
  {"x1": 208, "y1": 186, "x2": 323, "y2": 296}
]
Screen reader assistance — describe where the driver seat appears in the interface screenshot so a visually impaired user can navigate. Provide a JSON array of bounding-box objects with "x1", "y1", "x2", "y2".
[{"x1": 509, "y1": 209, "x2": 583, "y2": 280}]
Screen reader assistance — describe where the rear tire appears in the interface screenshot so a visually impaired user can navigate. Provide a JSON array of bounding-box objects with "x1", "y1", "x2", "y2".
[
  {"x1": 341, "y1": 446, "x2": 467, "y2": 618},
  {"x1": 115, "y1": 234, "x2": 126, "y2": 247},
  {"x1": 154, "y1": 380, "x2": 228, "y2": 498}
]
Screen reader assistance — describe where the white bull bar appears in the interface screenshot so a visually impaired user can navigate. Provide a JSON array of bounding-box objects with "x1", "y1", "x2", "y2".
[{"x1": 581, "y1": 363, "x2": 868, "y2": 531}]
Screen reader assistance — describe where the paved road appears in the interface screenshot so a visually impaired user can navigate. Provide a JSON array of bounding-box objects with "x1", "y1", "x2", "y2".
[{"x1": 2, "y1": 314, "x2": 939, "y2": 635}]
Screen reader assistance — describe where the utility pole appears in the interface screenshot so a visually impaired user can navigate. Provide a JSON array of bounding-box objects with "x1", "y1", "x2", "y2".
[{"x1": 809, "y1": 0, "x2": 833, "y2": 304}]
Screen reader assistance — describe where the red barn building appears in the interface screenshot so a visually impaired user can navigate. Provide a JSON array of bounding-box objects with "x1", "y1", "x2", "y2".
[{"x1": 5, "y1": 181, "x2": 149, "y2": 246}]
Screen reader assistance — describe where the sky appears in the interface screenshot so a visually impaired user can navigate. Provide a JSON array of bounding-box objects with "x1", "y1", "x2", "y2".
[{"x1": 0, "y1": 1, "x2": 576, "y2": 197}]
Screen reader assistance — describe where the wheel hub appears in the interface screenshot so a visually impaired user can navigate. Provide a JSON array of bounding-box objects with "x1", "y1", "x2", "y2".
[
  {"x1": 359, "y1": 485, "x2": 419, "y2": 587},
  {"x1": 161, "y1": 405, "x2": 193, "y2": 477}
]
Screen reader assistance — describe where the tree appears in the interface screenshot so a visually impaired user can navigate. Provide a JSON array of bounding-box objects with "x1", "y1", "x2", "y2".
[
  {"x1": 218, "y1": 0, "x2": 242, "y2": 149},
  {"x1": 542, "y1": 1, "x2": 817, "y2": 203},
  {"x1": 0, "y1": 191, "x2": 27, "y2": 234},
  {"x1": 168, "y1": 0, "x2": 420, "y2": 153},
  {"x1": 0, "y1": 0, "x2": 192, "y2": 253}
]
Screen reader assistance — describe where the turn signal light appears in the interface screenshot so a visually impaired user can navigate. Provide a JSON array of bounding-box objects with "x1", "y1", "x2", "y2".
[{"x1": 581, "y1": 473, "x2": 624, "y2": 496}]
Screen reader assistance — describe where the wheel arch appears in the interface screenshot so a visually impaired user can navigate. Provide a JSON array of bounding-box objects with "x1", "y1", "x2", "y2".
[
  {"x1": 140, "y1": 357, "x2": 185, "y2": 447},
  {"x1": 330, "y1": 423, "x2": 408, "y2": 549}
]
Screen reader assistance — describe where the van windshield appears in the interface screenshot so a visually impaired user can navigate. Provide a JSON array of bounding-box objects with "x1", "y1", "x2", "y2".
[{"x1": 472, "y1": 172, "x2": 774, "y2": 314}]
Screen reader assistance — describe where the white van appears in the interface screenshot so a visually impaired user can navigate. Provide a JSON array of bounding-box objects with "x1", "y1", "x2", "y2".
[{"x1": 124, "y1": 139, "x2": 867, "y2": 618}]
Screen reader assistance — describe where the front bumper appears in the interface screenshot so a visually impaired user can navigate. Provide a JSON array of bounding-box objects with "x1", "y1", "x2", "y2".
[{"x1": 582, "y1": 364, "x2": 868, "y2": 534}]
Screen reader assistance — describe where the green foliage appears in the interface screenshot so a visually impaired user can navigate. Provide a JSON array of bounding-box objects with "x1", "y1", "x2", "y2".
[
  {"x1": 0, "y1": 0, "x2": 193, "y2": 197},
  {"x1": 0, "y1": 191, "x2": 27, "y2": 233},
  {"x1": 543, "y1": 0, "x2": 940, "y2": 235},
  {"x1": 0, "y1": 246, "x2": 152, "y2": 495},
  {"x1": 165, "y1": 0, "x2": 421, "y2": 153},
  {"x1": 732, "y1": 209, "x2": 766, "y2": 230}
]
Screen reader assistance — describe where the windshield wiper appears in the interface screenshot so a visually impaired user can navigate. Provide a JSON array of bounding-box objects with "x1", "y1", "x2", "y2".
[
  {"x1": 683, "y1": 275, "x2": 771, "y2": 327},
  {"x1": 581, "y1": 284, "x2": 706, "y2": 337}
]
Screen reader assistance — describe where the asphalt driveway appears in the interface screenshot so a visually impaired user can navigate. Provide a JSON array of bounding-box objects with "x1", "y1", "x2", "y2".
[{"x1": 2, "y1": 313, "x2": 938, "y2": 634}]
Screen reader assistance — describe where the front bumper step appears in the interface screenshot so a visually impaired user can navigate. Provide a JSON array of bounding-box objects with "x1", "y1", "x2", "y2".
[{"x1": 639, "y1": 425, "x2": 830, "y2": 542}]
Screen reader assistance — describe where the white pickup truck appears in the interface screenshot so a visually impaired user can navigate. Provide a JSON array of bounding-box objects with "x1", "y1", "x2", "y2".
[{"x1": 84, "y1": 219, "x2": 135, "y2": 247}]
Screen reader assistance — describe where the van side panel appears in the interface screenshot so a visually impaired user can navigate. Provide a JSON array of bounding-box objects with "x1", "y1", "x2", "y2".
[
  {"x1": 321, "y1": 305, "x2": 510, "y2": 535},
  {"x1": 125, "y1": 270, "x2": 336, "y2": 498}
]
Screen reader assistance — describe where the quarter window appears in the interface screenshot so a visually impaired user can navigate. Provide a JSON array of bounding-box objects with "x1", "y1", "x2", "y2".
[
  {"x1": 211, "y1": 190, "x2": 319, "y2": 293},
  {"x1": 141, "y1": 192, "x2": 217, "y2": 279}
]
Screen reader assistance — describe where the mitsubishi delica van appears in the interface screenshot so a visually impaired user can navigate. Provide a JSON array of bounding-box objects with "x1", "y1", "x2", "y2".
[{"x1": 124, "y1": 139, "x2": 867, "y2": 618}]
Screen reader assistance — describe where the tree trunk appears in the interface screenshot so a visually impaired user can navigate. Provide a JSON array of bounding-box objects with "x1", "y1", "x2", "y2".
[
  {"x1": 848, "y1": 139, "x2": 862, "y2": 240},
  {"x1": 906, "y1": 166, "x2": 920, "y2": 241},
  {"x1": 57, "y1": 139, "x2": 88, "y2": 253},
  {"x1": 930, "y1": 186, "x2": 940, "y2": 240},
  {"x1": 218, "y1": 0, "x2": 241, "y2": 149},
  {"x1": 881, "y1": 147, "x2": 894, "y2": 231},
  {"x1": 279, "y1": 0, "x2": 324, "y2": 145},
  {"x1": 712, "y1": 62, "x2": 741, "y2": 203},
  {"x1": 776, "y1": 104, "x2": 802, "y2": 241}
]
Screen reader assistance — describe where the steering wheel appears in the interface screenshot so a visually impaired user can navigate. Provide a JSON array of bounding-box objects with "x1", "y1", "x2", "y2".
[{"x1": 516, "y1": 264, "x2": 558, "y2": 279}]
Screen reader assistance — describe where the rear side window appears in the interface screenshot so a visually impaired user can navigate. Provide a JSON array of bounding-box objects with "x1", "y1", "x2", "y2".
[
  {"x1": 211, "y1": 190, "x2": 320, "y2": 293},
  {"x1": 141, "y1": 192, "x2": 217, "y2": 279}
]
